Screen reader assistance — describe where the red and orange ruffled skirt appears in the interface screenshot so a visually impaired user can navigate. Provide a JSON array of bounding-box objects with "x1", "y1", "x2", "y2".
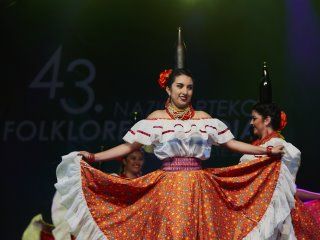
[{"x1": 55, "y1": 153, "x2": 320, "y2": 239}]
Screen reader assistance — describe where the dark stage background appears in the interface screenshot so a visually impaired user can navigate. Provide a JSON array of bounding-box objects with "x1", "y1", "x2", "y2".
[{"x1": 1, "y1": 0, "x2": 320, "y2": 239}]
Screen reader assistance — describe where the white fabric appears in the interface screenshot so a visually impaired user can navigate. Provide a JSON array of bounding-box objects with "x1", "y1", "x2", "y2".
[
  {"x1": 51, "y1": 191, "x2": 72, "y2": 240},
  {"x1": 239, "y1": 138, "x2": 301, "y2": 180},
  {"x1": 55, "y1": 152, "x2": 107, "y2": 240},
  {"x1": 123, "y1": 118, "x2": 234, "y2": 160}
]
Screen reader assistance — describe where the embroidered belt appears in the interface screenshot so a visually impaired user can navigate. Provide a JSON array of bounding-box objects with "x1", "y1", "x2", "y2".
[{"x1": 162, "y1": 157, "x2": 202, "y2": 171}]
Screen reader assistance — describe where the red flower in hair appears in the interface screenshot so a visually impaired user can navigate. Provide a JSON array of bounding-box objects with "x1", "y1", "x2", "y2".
[
  {"x1": 158, "y1": 69, "x2": 172, "y2": 89},
  {"x1": 278, "y1": 111, "x2": 287, "y2": 131}
]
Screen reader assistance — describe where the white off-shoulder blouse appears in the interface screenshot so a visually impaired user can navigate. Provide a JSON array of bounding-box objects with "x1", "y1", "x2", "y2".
[{"x1": 123, "y1": 118, "x2": 234, "y2": 160}]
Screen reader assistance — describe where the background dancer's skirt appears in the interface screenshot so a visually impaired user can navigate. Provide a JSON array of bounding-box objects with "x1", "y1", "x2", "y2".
[
  {"x1": 56, "y1": 152, "x2": 305, "y2": 240},
  {"x1": 304, "y1": 199, "x2": 320, "y2": 225},
  {"x1": 292, "y1": 199, "x2": 320, "y2": 239}
]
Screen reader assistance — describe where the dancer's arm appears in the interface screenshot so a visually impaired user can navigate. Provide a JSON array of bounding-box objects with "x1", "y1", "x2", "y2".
[
  {"x1": 222, "y1": 139, "x2": 284, "y2": 156},
  {"x1": 194, "y1": 111, "x2": 284, "y2": 156},
  {"x1": 296, "y1": 188, "x2": 320, "y2": 201},
  {"x1": 79, "y1": 142, "x2": 142, "y2": 162}
]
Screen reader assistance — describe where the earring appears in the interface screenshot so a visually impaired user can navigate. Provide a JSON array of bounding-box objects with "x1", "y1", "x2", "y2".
[{"x1": 167, "y1": 95, "x2": 171, "y2": 104}]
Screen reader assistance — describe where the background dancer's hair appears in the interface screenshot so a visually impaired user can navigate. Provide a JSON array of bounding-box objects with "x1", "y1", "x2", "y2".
[{"x1": 252, "y1": 102, "x2": 283, "y2": 131}]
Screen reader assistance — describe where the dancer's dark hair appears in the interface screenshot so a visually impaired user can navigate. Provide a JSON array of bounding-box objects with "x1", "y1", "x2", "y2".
[
  {"x1": 252, "y1": 102, "x2": 282, "y2": 130},
  {"x1": 167, "y1": 68, "x2": 193, "y2": 88}
]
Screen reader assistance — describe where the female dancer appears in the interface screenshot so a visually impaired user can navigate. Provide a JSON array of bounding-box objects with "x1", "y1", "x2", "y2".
[
  {"x1": 55, "y1": 29, "x2": 297, "y2": 239},
  {"x1": 56, "y1": 69, "x2": 293, "y2": 239},
  {"x1": 114, "y1": 148, "x2": 145, "y2": 179},
  {"x1": 240, "y1": 102, "x2": 320, "y2": 238}
]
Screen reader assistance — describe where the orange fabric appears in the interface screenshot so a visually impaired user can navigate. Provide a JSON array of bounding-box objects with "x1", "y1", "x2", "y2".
[
  {"x1": 81, "y1": 157, "x2": 281, "y2": 240},
  {"x1": 292, "y1": 198, "x2": 320, "y2": 239}
]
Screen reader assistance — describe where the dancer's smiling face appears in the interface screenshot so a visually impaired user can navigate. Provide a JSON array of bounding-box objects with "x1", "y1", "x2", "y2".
[
  {"x1": 166, "y1": 74, "x2": 193, "y2": 109},
  {"x1": 250, "y1": 110, "x2": 271, "y2": 138},
  {"x1": 123, "y1": 150, "x2": 144, "y2": 176}
]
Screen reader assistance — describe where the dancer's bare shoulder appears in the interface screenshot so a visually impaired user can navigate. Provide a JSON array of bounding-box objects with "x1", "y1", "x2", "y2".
[
  {"x1": 194, "y1": 111, "x2": 212, "y2": 119},
  {"x1": 147, "y1": 110, "x2": 212, "y2": 119},
  {"x1": 147, "y1": 110, "x2": 168, "y2": 119}
]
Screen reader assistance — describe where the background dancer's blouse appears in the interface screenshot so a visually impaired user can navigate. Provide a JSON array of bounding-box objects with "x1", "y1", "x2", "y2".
[{"x1": 55, "y1": 118, "x2": 298, "y2": 240}]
